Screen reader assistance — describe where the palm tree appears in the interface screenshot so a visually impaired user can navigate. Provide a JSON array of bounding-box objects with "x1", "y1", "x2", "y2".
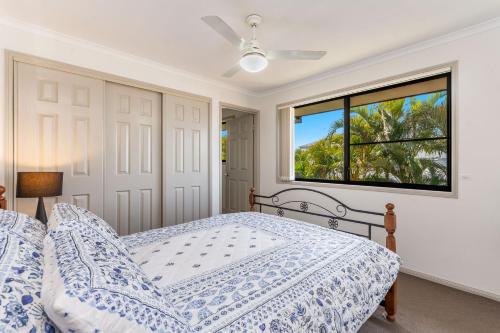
[
  {"x1": 295, "y1": 91, "x2": 448, "y2": 186},
  {"x1": 350, "y1": 91, "x2": 448, "y2": 185}
]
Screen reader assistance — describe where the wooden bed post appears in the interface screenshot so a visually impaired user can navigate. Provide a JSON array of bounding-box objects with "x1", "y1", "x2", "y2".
[
  {"x1": 384, "y1": 203, "x2": 397, "y2": 322},
  {"x1": 249, "y1": 188, "x2": 255, "y2": 211},
  {"x1": 0, "y1": 186, "x2": 6, "y2": 210}
]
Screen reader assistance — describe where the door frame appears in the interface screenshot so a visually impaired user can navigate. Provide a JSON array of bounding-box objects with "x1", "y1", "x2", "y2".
[
  {"x1": 4, "y1": 50, "x2": 213, "y2": 217},
  {"x1": 219, "y1": 102, "x2": 260, "y2": 214}
]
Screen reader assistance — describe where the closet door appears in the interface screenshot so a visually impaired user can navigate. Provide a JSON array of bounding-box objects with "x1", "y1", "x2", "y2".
[
  {"x1": 104, "y1": 83, "x2": 162, "y2": 235},
  {"x1": 16, "y1": 63, "x2": 104, "y2": 216},
  {"x1": 163, "y1": 94, "x2": 209, "y2": 226}
]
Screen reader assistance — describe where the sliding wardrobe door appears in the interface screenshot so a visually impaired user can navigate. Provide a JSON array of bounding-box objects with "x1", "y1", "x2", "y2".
[
  {"x1": 163, "y1": 94, "x2": 209, "y2": 226},
  {"x1": 104, "y1": 83, "x2": 161, "y2": 235},
  {"x1": 16, "y1": 62, "x2": 104, "y2": 216}
]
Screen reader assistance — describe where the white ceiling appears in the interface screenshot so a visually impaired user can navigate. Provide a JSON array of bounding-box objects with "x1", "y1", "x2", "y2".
[{"x1": 2, "y1": 0, "x2": 500, "y2": 93}]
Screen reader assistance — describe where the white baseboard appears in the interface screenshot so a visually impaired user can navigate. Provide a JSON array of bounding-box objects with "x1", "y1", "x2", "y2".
[{"x1": 400, "y1": 267, "x2": 500, "y2": 303}]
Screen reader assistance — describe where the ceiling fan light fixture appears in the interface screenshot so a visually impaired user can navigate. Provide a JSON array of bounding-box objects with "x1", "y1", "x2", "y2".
[
  {"x1": 202, "y1": 14, "x2": 327, "y2": 77},
  {"x1": 239, "y1": 52, "x2": 268, "y2": 73}
]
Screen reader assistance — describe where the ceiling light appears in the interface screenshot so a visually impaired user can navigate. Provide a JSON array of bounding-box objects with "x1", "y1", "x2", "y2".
[{"x1": 239, "y1": 52, "x2": 268, "y2": 73}]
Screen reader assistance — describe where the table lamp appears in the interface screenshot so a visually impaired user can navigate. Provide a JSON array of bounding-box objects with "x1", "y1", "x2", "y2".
[{"x1": 16, "y1": 172, "x2": 63, "y2": 224}]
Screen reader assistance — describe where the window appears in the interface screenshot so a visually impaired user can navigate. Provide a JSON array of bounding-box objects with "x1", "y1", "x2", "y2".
[
  {"x1": 292, "y1": 72, "x2": 451, "y2": 191},
  {"x1": 295, "y1": 99, "x2": 345, "y2": 181},
  {"x1": 221, "y1": 122, "x2": 228, "y2": 163}
]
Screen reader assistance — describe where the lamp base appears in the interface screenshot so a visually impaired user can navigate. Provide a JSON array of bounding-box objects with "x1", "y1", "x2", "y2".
[{"x1": 35, "y1": 197, "x2": 47, "y2": 224}]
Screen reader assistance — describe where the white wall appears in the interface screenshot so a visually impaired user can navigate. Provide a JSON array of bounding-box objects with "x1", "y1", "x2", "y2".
[
  {"x1": 0, "y1": 18, "x2": 256, "y2": 215},
  {"x1": 257, "y1": 23, "x2": 500, "y2": 299}
]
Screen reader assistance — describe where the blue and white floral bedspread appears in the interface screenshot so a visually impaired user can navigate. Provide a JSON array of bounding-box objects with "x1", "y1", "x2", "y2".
[{"x1": 122, "y1": 212, "x2": 400, "y2": 333}]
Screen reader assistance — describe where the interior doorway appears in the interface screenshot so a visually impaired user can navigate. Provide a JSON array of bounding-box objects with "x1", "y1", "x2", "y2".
[{"x1": 220, "y1": 106, "x2": 259, "y2": 213}]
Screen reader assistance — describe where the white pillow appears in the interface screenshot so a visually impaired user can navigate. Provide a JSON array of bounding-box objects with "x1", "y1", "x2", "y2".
[
  {"x1": 0, "y1": 210, "x2": 59, "y2": 333},
  {"x1": 42, "y1": 217, "x2": 191, "y2": 333},
  {"x1": 49, "y1": 203, "x2": 128, "y2": 254},
  {"x1": 1, "y1": 209, "x2": 47, "y2": 249}
]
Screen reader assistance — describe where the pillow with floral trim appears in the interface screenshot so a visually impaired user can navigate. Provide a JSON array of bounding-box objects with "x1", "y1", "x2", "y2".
[
  {"x1": 0, "y1": 210, "x2": 59, "y2": 333},
  {"x1": 0, "y1": 209, "x2": 47, "y2": 249},
  {"x1": 42, "y1": 217, "x2": 191, "y2": 333},
  {"x1": 48, "y1": 203, "x2": 128, "y2": 253}
]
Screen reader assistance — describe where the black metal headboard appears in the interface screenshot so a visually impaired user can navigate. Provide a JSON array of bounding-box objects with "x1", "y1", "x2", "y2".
[
  {"x1": 249, "y1": 187, "x2": 393, "y2": 240},
  {"x1": 248, "y1": 187, "x2": 398, "y2": 321}
]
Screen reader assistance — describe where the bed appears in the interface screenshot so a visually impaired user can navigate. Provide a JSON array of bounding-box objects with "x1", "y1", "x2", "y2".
[{"x1": 0, "y1": 185, "x2": 399, "y2": 332}]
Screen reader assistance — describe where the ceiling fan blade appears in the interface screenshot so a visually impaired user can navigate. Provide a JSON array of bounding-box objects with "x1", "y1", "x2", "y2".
[
  {"x1": 222, "y1": 64, "x2": 241, "y2": 78},
  {"x1": 202, "y1": 16, "x2": 244, "y2": 49},
  {"x1": 267, "y1": 50, "x2": 327, "y2": 60}
]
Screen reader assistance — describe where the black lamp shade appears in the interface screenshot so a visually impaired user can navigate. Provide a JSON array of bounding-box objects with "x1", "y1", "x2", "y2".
[{"x1": 16, "y1": 172, "x2": 63, "y2": 198}]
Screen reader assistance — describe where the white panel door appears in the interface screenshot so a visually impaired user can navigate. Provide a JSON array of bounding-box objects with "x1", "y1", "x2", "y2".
[
  {"x1": 226, "y1": 114, "x2": 254, "y2": 212},
  {"x1": 163, "y1": 94, "x2": 209, "y2": 225},
  {"x1": 104, "y1": 82, "x2": 161, "y2": 235},
  {"x1": 222, "y1": 163, "x2": 228, "y2": 213},
  {"x1": 16, "y1": 63, "x2": 104, "y2": 216}
]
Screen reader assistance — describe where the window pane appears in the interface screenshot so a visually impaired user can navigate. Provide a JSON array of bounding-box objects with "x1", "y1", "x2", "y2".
[
  {"x1": 295, "y1": 98, "x2": 344, "y2": 117},
  {"x1": 350, "y1": 78, "x2": 448, "y2": 144},
  {"x1": 350, "y1": 139, "x2": 448, "y2": 186},
  {"x1": 221, "y1": 128, "x2": 227, "y2": 162},
  {"x1": 294, "y1": 100, "x2": 344, "y2": 181},
  {"x1": 350, "y1": 77, "x2": 447, "y2": 107}
]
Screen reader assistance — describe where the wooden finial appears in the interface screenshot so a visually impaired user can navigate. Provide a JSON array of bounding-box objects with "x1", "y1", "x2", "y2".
[
  {"x1": 249, "y1": 188, "x2": 255, "y2": 211},
  {"x1": 384, "y1": 202, "x2": 397, "y2": 322},
  {"x1": 0, "y1": 186, "x2": 6, "y2": 210},
  {"x1": 384, "y1": 203, "x2": 396, "y2": 251}
]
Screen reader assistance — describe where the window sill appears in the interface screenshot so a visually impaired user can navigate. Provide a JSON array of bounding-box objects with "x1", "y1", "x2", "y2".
[{"x1": 278, "y1": 179, "x2": 457, "y2": 199}]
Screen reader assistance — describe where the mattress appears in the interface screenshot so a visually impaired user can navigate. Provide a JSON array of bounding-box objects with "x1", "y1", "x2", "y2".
[{"x1": 121, "y1": 212, "x2": 400, "y2": 332}]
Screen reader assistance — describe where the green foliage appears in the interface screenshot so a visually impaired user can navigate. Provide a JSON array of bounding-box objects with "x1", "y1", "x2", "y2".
[
  {"x1": 295, "y1": 119, "x2": 344, "y2": 180},
  {"x1": 295, "y1": 92, "x2": 448, "y2": 186},
  {"x1": 221, "y1": 135, "x2": 227, "y2": 162}
]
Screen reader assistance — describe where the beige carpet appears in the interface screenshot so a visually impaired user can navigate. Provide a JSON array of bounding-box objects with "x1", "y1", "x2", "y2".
[{"x1": 360, "y1": 273, "x2": 500, "y2": 333}]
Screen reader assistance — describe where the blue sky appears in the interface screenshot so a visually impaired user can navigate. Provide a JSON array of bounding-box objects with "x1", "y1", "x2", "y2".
[
  {"x1": 295, "y1": 110, "x2": 343, "y2": 148},
  {"x1": 294, "y1": 91, "x2": 446, "y2": 149}
]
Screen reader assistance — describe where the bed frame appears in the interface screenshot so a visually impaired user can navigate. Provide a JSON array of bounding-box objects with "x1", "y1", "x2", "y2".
[
  {"x1": 0, "y1": 186, "x2": 6, "y2": 210},
  {"x1": 0, "y1": 185, "x2": 397, "y2": 321},
  {"x1": 249, "y1": 187, "x2": 398, "y2": 322}
]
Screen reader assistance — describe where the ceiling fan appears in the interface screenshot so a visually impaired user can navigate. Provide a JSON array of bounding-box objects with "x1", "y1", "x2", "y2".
[{"x1": 201, "y1": 14, "x2": 327, "y2": 77}]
